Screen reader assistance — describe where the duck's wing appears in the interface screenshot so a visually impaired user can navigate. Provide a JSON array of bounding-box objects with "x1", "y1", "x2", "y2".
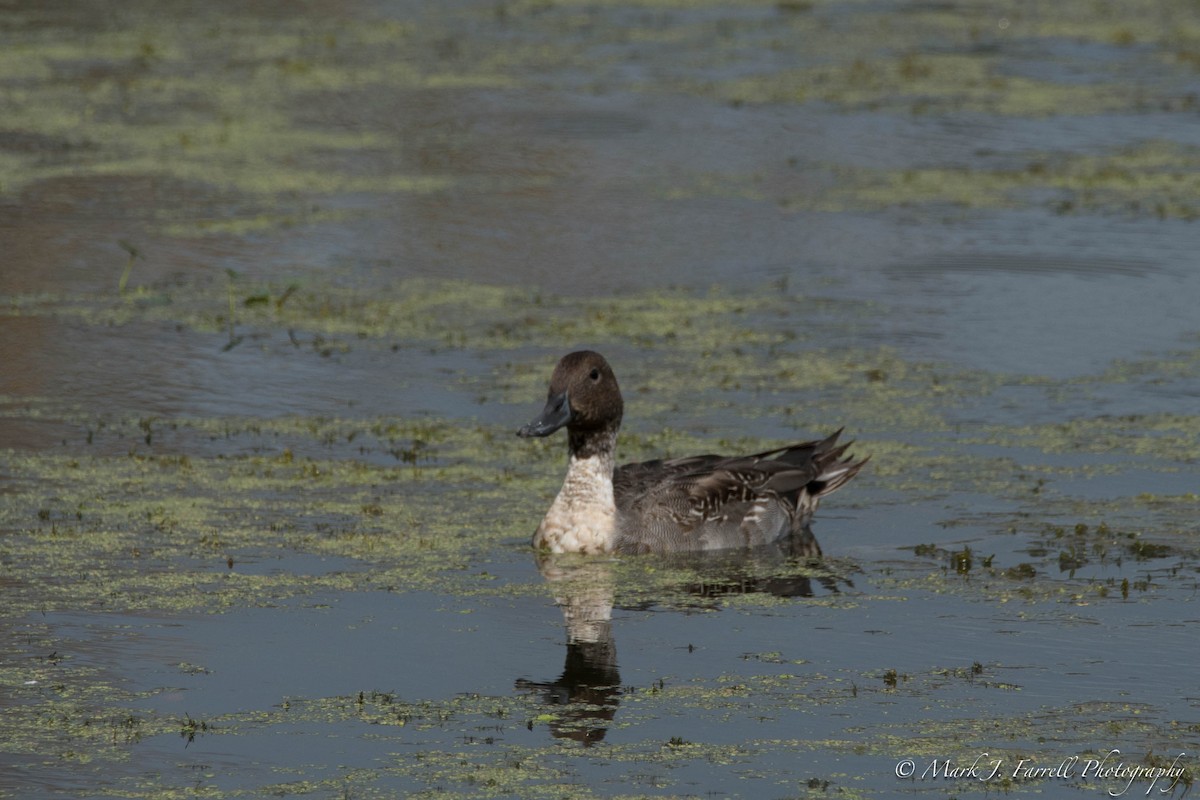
[
  {"x1": 613, "y1": 430, "x2": 868, "y2": 555},
  {"x1": 612, "y1": 453, "x2": 727, "y2": 511}
]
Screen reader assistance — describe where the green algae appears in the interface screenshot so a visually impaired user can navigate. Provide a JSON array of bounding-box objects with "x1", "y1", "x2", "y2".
[
  {"x1": 811, "y1": 141, "x2": 1200, "y2": 219},
  {"x1": 14, "y1": 321, "x2": 1192, "y2": 798},
  {"x1": 974, "y1": 412, "x2": 1200, "y2": 465},
  {"x1": 4, "y1": 271, "x2": 1197, "y2": 626},
  {"x1": 0, "y1": 444, "x2": 541, "y2": 620},
  {"x1": 4, "y1": 0, "x2": 1199, "y2": 248},
  {"x1": 3, "y1": 2, "x2": 1200, "y2": 796},
  {"x1": 40, "y1": 656, "x2": 1187, "y2": 799},
  {"x1": 8, "y1": 275, "x2": 869, "y2": 358},
  {"x1": 0, "y1": 14, "x2": 524, "y2": 213},
  {"x1": 647, "y1": 0, "x2": 1200, "y2": 118},
  {"x1": 710, "y1": 52, "x2": 1142, "y2": 117},
  {"x1": 3, "y1": 274, "x2": 981, "y2": 441},
  {"x1": 3, "y1": 267, "x2": 1195, "y2": 663},
  {"x1": 0, "y1": 406, "x2": 549, "y2": 622},
  {"x1": 0, "y1": 652, "x2": 190, "y2": 776}
]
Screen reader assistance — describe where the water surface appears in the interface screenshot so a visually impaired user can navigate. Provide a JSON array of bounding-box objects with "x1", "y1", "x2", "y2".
[{"x1": 2, "y1": 1, "x2": 1198, "y2": 798}]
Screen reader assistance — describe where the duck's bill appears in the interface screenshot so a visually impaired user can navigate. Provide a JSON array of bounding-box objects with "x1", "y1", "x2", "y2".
[{"x1": 517, "y1": 390, "x2": 571, "y2": 437}]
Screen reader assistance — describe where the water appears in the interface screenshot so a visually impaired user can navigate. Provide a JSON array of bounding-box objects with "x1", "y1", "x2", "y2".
[{"x1": 2, "y1": 1, "x2": 1199, "y2": 798}]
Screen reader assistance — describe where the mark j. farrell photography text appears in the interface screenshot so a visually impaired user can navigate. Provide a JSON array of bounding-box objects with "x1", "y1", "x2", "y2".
[{"x1": 893, "y1": 749, "x2": 1189, "y2": 796}]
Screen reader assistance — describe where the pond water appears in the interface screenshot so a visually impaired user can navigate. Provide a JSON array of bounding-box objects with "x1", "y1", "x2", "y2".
[{"x1": 2, "y1": 1, "x2": 1198, "y2": 798}]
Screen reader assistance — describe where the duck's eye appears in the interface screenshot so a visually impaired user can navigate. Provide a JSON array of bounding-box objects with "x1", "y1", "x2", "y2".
[{"x1": 589, "y1": 368, "x2": 601, "y2": 381}]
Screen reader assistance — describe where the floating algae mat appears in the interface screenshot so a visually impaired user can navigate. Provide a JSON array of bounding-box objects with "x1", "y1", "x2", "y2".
[
  {"x1": 2, "y1": 0, "x2": 1200, "y2": 797},
  {"x1": 3, "y1": 272, "x2": 1198, "y2": 798}
]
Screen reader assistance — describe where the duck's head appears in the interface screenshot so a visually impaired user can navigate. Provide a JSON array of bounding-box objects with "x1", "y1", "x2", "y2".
[{"x1": 518, "y1": 350, "x2": 623, "y2": 439}]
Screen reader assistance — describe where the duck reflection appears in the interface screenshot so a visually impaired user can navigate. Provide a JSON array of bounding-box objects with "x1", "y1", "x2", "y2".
[
  {"x1": 517, "y1": 536, "x2": 853, "y2": 744},
  {"x1": 637, "y1": 531, "x2": 847, "y2": 608},
  {"x1": 515, "y1": 553, "x2": 620, "y2": 745}
]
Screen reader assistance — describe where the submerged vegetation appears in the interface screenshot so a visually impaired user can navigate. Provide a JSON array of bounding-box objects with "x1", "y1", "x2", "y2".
[
  {"x1": 3, "y1": 274, "x2": 1197, "y2": 796},
  {"x1": 1, "y1": 0, "x2": 1199, "y2": 797},
  {"x1": 3, "y1": 0, "x2": 1200, "y2": 227}
]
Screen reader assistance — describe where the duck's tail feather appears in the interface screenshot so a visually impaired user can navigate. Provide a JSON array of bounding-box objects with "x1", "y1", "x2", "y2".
[{"x1": 799, "y1": 435, "x2": 868, "y2": 512}]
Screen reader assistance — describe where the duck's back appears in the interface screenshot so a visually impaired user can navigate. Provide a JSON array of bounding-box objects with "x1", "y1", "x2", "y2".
[{"x1": 612, "y1": 432, "x2": 864, "y2": 555}]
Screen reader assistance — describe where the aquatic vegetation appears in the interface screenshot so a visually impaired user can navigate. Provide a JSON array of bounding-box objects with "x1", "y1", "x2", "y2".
[
  {"x1": 809, "y1": 141, "x2": 1200, "y2": 219},
  {"x1": 2, "y1": 0, "x2": 1199, "y2": 797},
  {"x1": 3, "y1": 260, "x2": 1198, "y2": 796},
  {"x1": 2, "y1": 0, "x2": 1199, "y2": 243},
  {"x1": 3, "y1": 267, "x2": 1197, "y2": 622}
]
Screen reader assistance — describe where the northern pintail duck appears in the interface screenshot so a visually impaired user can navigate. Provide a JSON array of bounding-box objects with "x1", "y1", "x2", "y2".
[{"x1": 518, "y1": 350, "x2": 867, "y2": 555}]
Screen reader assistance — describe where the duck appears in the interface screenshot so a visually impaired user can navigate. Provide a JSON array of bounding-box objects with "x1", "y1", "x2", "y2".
[{"x1": 517, "y1": 350, "x2": 867, "y2": 555}]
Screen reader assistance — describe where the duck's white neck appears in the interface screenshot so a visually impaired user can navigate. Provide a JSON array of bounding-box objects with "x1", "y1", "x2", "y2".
[{"x1": 533, "y1": 428, "x2": 618, "y2": 554}]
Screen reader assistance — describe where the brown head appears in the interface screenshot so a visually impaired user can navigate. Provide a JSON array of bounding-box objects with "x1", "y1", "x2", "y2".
[{"x1": 517, "y1": 350, "x2": 624, "y2": 441}]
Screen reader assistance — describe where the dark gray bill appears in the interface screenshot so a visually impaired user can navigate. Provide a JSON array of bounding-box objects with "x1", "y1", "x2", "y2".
[{"x1": 517, "y1": 389, "x2": 571, "y2": 437}]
